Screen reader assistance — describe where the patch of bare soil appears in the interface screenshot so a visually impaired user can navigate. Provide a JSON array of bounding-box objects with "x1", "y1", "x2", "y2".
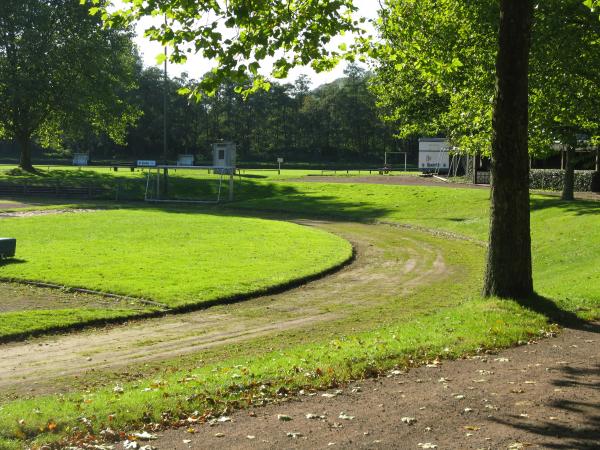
[
  {"x1": 0, "y1": 222, "x2": 452, "y2": 397},
  {"x1": 0, "y1": 201, "x2": 34, "y2": 210},
  {"x1": 291, "y1": 175, "x2": 489, "y2": 189},
  {"x1": 0, "y1": 208, "x2": 97, "y2": 218},
  {"x1": 0, "y1": 283, "x2": 148, "y2": 313},
  {"x1": 140, "y1": 324, "x2": 600, "y2": 450},
  {"x1": 535, "y1": 191, "x2": 600, "y2": 202}
]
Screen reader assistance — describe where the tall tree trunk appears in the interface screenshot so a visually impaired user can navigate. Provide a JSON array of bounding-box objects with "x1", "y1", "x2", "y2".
[
  {"x1": 561, "y1": 145, "x2": 575, "y2": 200},
  {"x1": 17, "y1": 134, "x2": 35, "y2": 172},
  {"x1": 483, "y1": 0, "x2": 534, "y2": 299}
]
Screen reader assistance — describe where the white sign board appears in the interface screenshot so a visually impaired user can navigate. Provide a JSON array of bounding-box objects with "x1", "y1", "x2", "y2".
[
  {"x1": 177, "y1": 155, "x2": 194, "y2": 166},
  {"x1": 277, "y1": 158, "x2": 284, "y2": 163},
  {"x1": 72, "y1": 153, "x2": 89, "y2": 166},
  {"x1": 137, "y1": 160, "x2": 156, "y2": 167},
  {"x1": 418, "y1": 139, "x2": 449, "y2": 172}
]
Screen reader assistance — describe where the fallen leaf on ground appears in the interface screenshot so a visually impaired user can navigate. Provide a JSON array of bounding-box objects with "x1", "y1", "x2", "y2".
[
  {"x1": 277, "y1": 414, "x2": 292, "y2": 421},
  {"x1": 286, "y1": 432, "x2": 303, "y2": 438},
  {"x1": 322, "y1": 390, "x2": 343, "y2": 398},
  {"x1": 339, "y1": 412, "x2": 355, "y2": 420},
  {"x1": 417, "y1": 443, "x2": 437, "y2": 449},
  {"x1": 508, "y1": 443, "x2": 534, "y2": 449},
  {"x1": 401, "y1": 417, "x2": 417, "y2": 425},
  {"x1": 132, "y1": 432, "x2": 157, "y2": 441}
]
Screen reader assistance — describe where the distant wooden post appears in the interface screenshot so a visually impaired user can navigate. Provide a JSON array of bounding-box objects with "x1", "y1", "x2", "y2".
[
  {"x1": 472, "y1": 152, "x2": 479, "y2": 184},
  {"x1": 163, "y1": 168, "x2": 169, "y2": 196}
]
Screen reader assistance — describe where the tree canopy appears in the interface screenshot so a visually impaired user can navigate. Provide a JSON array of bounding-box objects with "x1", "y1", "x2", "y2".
[
  {"x1": 97, "y1": 0, "x2": 364, "y2": 98},
  {"x1": 0, "y1": 0, "x2": 141, "y2": 170},
  {"x1": 370, "y1": 0, "x2": 600, "y2": 158}
]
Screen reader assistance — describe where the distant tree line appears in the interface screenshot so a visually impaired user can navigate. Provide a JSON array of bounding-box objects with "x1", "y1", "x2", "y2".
[
  {"x1": 109, "y1": 64, "x2": 401, "y2": 165},
  {"x1": 1, "y1": 58, "x2": 404, "y2": 166}
]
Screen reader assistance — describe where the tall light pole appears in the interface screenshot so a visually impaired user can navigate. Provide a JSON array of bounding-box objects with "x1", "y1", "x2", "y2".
[{"x1": 162, "y1": 14, "x2": 168, "y2": 162}]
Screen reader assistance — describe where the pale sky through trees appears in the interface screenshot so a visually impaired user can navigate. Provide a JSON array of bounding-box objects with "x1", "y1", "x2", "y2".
[{"x1": 128, "y1": 0, "x2": 378, "y2": 88}]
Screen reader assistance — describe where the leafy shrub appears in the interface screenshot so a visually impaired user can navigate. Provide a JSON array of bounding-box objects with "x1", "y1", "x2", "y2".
[{"x1": 529, "y1": 169, "x2": 599, "y2": 192}]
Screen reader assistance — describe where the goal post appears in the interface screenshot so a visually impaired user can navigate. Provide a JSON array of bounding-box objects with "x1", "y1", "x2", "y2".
[
  {"x1": 384, "y1": 151, "x2": 408, "y2": 172},
  {"x1": 144, "y1": 165, "x2": 235, "y2": 204}
]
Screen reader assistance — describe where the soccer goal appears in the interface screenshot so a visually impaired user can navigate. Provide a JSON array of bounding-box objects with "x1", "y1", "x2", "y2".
[
  {"x1": 144, "y1": 165, "x2": 235, "y2": 204},
  {"x1": 384, "y1": 151, "x2": 408, "y2": 172}
]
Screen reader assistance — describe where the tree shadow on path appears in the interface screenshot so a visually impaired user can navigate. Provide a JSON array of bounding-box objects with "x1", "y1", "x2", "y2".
[
  {"x1": 491, "y1": 362, "x2": 600, "y2": 449},
  {"x1": 516, "y1": 294, "x2": 600, "y2": 332}
]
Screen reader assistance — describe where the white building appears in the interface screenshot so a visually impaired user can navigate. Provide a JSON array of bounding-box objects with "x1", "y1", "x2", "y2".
[{"x1": 418, "y1": 138, "x2": 450, "y2": 173}]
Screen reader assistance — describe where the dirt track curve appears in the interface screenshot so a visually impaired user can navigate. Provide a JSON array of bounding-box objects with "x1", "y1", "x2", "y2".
[
  {"x1": 146, "y1": 323, "x2": 599, "y2": 450},
  {"x1": 0, "y1": 221, "x2": 451, "y2": 397}
]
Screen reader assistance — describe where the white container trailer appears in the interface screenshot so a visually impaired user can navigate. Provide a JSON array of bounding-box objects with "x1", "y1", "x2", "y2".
[
  {"x1": 212, "y1": 141, "x2": 236, "y2": 174},
  {"x1": 418, "y1": 138, "x2": 450, "y2": 173}
]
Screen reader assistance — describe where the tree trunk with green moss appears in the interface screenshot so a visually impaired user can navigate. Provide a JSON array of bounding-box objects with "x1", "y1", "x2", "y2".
[
  {"x1": 17, "y1": 134, "x2": 34, "y2": 173},
  {"x1": 483, "y1": 0, "x2": 534, "y2": 299}
]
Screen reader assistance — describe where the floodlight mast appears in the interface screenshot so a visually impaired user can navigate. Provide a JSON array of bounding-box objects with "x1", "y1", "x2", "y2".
[{"x1": 162, "y1": 14, "x2": 168, "y2": 162}]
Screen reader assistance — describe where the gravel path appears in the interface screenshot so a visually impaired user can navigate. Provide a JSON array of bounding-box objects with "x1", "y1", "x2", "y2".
[
  {"x1": 0, "y1": 222, "x2": 451, "y2": 397},
  {"x1": 142, "y1": 323, "x2": 599, "y2": 450}
]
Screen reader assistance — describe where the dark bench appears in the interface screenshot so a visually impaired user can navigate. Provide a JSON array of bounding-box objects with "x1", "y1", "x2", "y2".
[
  {"x1": 112, "y1": 163, "x2": 136, "y2": 172},
  {"x1": 0, "y1": 238, "x2": 16, "y2": 258}
]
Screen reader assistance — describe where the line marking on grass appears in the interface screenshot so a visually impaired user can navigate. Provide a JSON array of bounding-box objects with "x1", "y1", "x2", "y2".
[
  {"x1": 376, "y1": 220, "x2": 487, "y2": 247},
  {"x1": 0, "y1": 277, "x2": 169, "y2": 309}
]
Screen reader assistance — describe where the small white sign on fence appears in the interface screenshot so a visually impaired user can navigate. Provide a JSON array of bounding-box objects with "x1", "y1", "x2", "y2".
[{"x1": 137, "y1": 160, "x2": 157, "y2": 167}]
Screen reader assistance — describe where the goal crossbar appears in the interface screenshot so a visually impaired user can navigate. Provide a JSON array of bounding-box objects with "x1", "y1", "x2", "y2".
[
  {"x1": 144, "y1": 165, "x2": 235, "y2": 204},
  {"x1": 384, "y1": 151, "x2": 408, "y2": 171}
]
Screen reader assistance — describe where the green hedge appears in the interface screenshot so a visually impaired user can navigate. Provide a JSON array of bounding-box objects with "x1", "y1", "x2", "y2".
[{"x1": 529, "y1": 169, "x2": 599, "y2": 192}]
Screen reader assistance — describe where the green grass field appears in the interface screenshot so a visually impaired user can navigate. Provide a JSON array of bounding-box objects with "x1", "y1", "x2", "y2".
[
  {"x1": 0, "y1": 209, "x2": 352, "y2": 339},
  {"x1": 0, "y1": 168, "x2": 598, "y2": 448}
]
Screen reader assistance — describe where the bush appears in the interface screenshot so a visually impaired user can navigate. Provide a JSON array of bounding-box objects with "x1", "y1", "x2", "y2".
[{"x1": 529, "y1": 169, "x2": 599, "y2": 192}]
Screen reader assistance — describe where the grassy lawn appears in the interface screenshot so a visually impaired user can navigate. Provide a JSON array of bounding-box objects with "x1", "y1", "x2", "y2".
[
  {"x1": 228, "y1": 180, "x2": 599, "y2": 316},
  {"x1": 0, "y1": 209, "x2": 352, "y2": 339},
  {"x1": 0, "y1": 169, "x2": 598, "y2": 448}
]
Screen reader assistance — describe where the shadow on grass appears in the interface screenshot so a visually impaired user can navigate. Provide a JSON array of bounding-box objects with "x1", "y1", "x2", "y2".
[
  {"x1": 0, "y1": 174, "x2": 397, "y2": 223},
  {"x1": 516, "y1": 294, "x2": 600, "y2": 332},
  {"x1": 531, "y1": 196, "x2": 600, "y2": 216},
  {"x1": 0, "y1": 258, "x2": 26, "y2": 267},
  {"x1": 490, "y1": 363, "x2": 600, "y2": 449}
]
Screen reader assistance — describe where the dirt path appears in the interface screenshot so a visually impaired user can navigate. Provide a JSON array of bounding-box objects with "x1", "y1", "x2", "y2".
[
  {"x1": 140, "y1": 324, "x2": 600, "y2": 450},
  {"x1": 0, "y1": 222, "x2": 453, "y2": 397},
  {"x1": 0, "y1": 208, "x2": 96, "y2": 218},
  {"x1": 290, "y1": 175, "x2": 489, "y2": 189},
  {"x1": 0, "y1": 201, "x2": 34, "y2": 210}
]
